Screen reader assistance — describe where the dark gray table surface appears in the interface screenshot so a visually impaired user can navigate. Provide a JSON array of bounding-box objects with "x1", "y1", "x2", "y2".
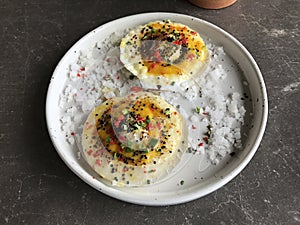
[{"x1": 1, "y1": 0, "x2": 299, "y2": 224}]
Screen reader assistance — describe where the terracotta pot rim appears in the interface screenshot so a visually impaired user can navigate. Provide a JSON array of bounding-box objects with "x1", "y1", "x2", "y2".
[{"x1": 188, "y1": 0, "x2": 237, "y2": 9}]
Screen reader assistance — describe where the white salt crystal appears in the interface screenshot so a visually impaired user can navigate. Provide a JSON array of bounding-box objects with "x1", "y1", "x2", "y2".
[
  {"x1": 104, "y1": 91, "x2": 116, "y2": 99},
  {"x1": 70, "y1": 63, "x2": 81, "y2": 71},
  {"x1": 190, "y1": 115, "x2": 199, "y2": 123}
]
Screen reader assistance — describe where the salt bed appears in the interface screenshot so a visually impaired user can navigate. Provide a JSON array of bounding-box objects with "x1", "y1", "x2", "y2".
[{"x1": 58, "y1": 30, "x2": 247, "y2": 169}]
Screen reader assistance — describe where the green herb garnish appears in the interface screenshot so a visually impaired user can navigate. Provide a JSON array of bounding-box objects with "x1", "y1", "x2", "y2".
[
  {"x1": 134, "y1": 123, "x2": 140, "y2": 129},
  {"x1": 140, "y1": 122, "x2": 146, "y2": 128},
  {"x1": 149, "y1": 138, "x2": 159, "y2": 148},
  {"x1": 146, "y1": 115, "x2": 151, "y2": 124},
  {"x1": 165, "y1": 108, "x2": 171, "y2": 115},
  {"x1": 125, "y1": 147, "x2": 134, "y2": 152}
]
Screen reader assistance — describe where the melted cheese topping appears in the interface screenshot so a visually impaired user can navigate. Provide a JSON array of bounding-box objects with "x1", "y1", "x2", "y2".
[
  {"x1": 120, "y1": 20, "x2": 209, "y2": 85},
  {"x1": 81, "y1": 92, "x2": 187, "y2": 186}
]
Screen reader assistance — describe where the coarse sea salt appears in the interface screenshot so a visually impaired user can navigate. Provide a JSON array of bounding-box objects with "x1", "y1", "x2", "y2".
[{"x1": 58, "y1": 31, "x2": 246, "y2": 165}]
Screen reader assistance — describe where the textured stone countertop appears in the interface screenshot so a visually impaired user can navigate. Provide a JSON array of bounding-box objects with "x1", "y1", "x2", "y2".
[{"x1": 0, "y1": 0, "x2": 299, "y2": 224}]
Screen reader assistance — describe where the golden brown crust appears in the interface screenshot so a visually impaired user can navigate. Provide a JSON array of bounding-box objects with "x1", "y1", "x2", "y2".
[
  {"x1": 120, "y1": 20, "x2": 209, "y2": 85},
  {"x1": 81, "y1": 92, "x2": 186, "y2": 186}
]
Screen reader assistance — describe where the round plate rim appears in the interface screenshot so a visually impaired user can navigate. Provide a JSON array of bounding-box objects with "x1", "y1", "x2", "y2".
[{"x1": 46, "y1": 12, "x2": 268, "y2": 206}]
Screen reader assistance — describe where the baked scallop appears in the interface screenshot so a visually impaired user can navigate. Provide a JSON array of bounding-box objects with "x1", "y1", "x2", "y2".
[
  {"x1": 81, "y1": 92, "x2": 187, "y2": 186},
  {"x1": 120, "y1": 20, "x2": 209, "y2": 85}
]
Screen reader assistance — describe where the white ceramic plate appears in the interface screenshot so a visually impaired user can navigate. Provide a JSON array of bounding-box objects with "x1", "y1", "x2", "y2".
[{"x1": 46, "y1": 13, "x2": 268, "y2": 206}]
